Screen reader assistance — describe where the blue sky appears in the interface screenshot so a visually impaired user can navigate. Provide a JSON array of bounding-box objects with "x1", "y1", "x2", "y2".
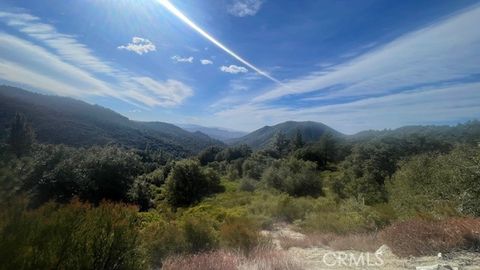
[{"x1": 0, "y1": 0, "x2": 479, "y2": 134}]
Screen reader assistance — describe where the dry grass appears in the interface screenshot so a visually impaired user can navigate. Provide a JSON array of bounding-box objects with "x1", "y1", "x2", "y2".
[
  {"x1": 381, "y1": 217, "x2": 480, "y2": 257},
  {"x1": 279, "y1": 232, "x2": 380, "y2": 252},
  {"x1": 278, "y1": 233, "x2": 335, "y2": 249},
  {"x1": 162, "y1": 250, "x2": 239, "y2": 270},
  {"x1": 328, "y1": 233, "x2": 381, "y2": 252},
  {"x1": 162, "y1": 247, "x2": 302, "y2": 270},
  {"x1": 239, "y1": 247, "x2": 303, "y2": 270}
]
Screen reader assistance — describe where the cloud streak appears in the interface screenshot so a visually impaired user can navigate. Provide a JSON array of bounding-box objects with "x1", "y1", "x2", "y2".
[
  {"x1": 253, "y1": 5, "x2": 480, "y2": 103},
  {"x1": 208, "y1": 5, "x2": 480, "y2": 132},
  {"x1": 156, "y1": 0, "x2": 282, "y2": 84},
  {"x1": 0, "y1": 11, "x2": 115, "y2": 74},
  {"x1": 0, "y1": 11, "x2": 191, "y2": 108},
  {"x1": 212, "y1": 82, "x2": 480, "y2": 133}
]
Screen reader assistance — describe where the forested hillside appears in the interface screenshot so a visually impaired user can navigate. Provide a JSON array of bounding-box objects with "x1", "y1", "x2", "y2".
[
  {"x1": 0, "y1": 86, "x2": 223, "y2": 156},
  {"x1": 229, "y1": 121, "x2": 343, "y2": 149}
]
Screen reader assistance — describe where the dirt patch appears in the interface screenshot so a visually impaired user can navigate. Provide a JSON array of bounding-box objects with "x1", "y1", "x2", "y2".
[{"x1": 265, "y1": 224, "x2": 480, "y2": 270}]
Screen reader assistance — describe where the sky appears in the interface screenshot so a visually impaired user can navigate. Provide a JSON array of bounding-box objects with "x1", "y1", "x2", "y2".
[{"x1": 0, "y1": 0, "x2": 479, "y2": 134}]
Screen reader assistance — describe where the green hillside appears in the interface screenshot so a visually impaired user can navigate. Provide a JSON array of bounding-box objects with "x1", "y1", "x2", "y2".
[
  {"x1": 228, "y1": 120, "x2": 343, "y2": 149},
  {"x1": 0, "y1": 85, "x2": 223, "y2": 156}
]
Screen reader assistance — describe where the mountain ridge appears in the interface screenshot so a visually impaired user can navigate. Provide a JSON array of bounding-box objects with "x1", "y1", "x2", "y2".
[
  {"x1": 228, "y1": 120, "x2": 344, "y2": 149},
  {"x1": 0, "y1": 85, "x2": 223, "y2": 156},
  {"x1": 178, "y1": 123, "x2": 247, "y2": 142}
]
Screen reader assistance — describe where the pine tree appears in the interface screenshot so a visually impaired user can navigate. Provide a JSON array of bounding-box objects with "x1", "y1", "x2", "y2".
[
  {"x1": 272, "y1": 131, "x2": 290, "y2": 155},
  {"x1": 317, "y1": 132, "x2": 336, "y2": 167},
  {"x1": 8, "y1": 113, "x2": 35, "y2": 157},
  {"x1": 292, "y1": 129, "x2": 304, "y2": 150}
]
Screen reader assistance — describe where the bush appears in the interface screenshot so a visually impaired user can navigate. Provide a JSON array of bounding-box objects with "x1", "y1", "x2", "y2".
[
  {"x1": 128, "y1": 176, "x2": 156, "y2": 211},
  {"x1": 219, "y1": 216, "x2": 260, "y2": 253},
  {"x1": 238, "y1": 178, "x2": 257, "y2": 192},
  {"x1": 77, "y1": 146, "x2": 144, "y2": 204},
  {"x1": 387, "y1": 145, "x2": 480, "y2": 218},
  {"x1": 164, "y1": 160, "x2": 223, "y2": 207},
  {"x1": 0, "y1": 199, "x2": 144, "y2": 270},
  {"x1": 141, "y1": 219, "x2": 185, "y2": 267},
  {"x1": 241, "y1": 153, "x2": 273, "y2": 180},
  {"x1": 182, "y1": 216, "x2": 219, "y2": 253},
  {"x1": 301, "y1": 199, "x2": 384, "y2": 234},
  {"x1": 262, "y1": 158, "x2": 323, "y2": 197},
  {"x1": 381, "y1": 218, "x2": 480, "y2": 257},
  {"x1": 141, "y1": 215, "x2": 219, "y2": 267},
  {"x1": 23, "y1": 145, "x2": 144, "y2": 206},
  {"x1": 273, "y1": 195, "x2": 317, "y2": 222}
]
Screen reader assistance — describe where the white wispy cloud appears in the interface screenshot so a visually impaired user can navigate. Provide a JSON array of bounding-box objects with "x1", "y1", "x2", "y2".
[
  {"x1": 221, "y1": 65, "x2": 248, "y2": 74},
  {"x1": 132, "y1": 77, "x2": 193, "y2": 107},
  {"x1": 208, "y1": 5, "x2": 480, "y2": 132},
  {"x1": 0, "y1": 11, "x2": 191, "y2": 107},
  {"x1": 227, "y1": 0, "x2": 264, "y2": 17},
  {"x1": 171, "y1": 55, "x2": 194, "y2": 63},
  {"x1": 0, "y1": 11, "x2": 115, "y2": 74},
  {"x1": 253, "y1": 5, "x2": 480, "y2": 103},
  {"x1": 200, "y1": 59, "x2": 213, "y2": 65},
  {"x1": 211, "y1": 82, "x2": 480, "y2": 133},
  {"x1": 118, "y1": 37, "x2": 156, "y2": 55}
]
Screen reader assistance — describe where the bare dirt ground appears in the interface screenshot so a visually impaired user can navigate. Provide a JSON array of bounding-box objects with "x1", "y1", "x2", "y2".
[{"x1": 261, "y1": 224, "x2": 480, "y2": 270}]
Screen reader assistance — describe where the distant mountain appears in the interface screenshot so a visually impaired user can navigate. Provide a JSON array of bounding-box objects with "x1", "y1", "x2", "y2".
[
  {"x1": 350, "y1": 123, "x2": 480, "y2": 144},
  {"x1": 0, "y1": 85, "x2": 223, "y2": 156},
  {"x1": 229, "y1": 121, "x2": 343, "y2": 149},
  {"x1": 178, "y1": 124, "x2": 247, "y2": 142}
]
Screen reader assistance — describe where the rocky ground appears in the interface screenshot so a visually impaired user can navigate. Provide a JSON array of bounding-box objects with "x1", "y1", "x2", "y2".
[{"x1": 261, "y1": 225, "x2": 480, "y2": 270}]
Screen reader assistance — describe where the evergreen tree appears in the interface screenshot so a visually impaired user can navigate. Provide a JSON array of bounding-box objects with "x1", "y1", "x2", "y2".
[
  {"x1": 272, "y1": 132, "x2": 290, "y2": 156},
  {"x1": 317, "y1": 132, "x2": 336, "y2": 167},
  {"x1": 7, "y1": 113, "x2": 35, "y2": 158},
  {"x1": 292, "y1": 129, "x2": 304, "y2": 150}
]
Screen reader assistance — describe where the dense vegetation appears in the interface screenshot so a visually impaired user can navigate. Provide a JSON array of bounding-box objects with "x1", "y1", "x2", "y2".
[
  {"x1": 227, "y1": 120, "x2": 342, "y2": 149},
  {"x1": 1, "y1": 101, "x2": 480, "y2": 268},
  {"x1": 0, "y1": 86, "x2": 223, "y2": 157}
]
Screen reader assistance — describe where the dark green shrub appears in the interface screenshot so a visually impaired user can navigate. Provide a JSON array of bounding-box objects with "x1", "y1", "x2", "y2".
[
  {"x1": 77, "y1": 146, "x2": 144, "y2": 204},
  {"x1": 23, "y1": 145, "x2": 144, "y2": 206},
  {"x1": 242, "y1": 153, "x2": 273, "y2": 180},
  {"x1": 239, "y1": 178, "x2": 257, "y2": 192},
  {"x1": 387, "y1": 145, "x2": 480, "y2": 218},
  {"x1": 215, "y1": 144, "x2": 252, "y2": 162},
  {"x1": 198, "y1": 146, "x2": 223, "y2": 166},
  {"x1": 164, "y1": 160, "x2": 223, "y2": 207},
  {"x1": 262, "y1": 158, "x2": 323, "y2": 197}
]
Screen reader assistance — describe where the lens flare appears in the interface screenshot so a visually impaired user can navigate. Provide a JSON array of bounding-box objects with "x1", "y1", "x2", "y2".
[{"x1": 156, "y1": 0, "x2": 283, "y2": 85}]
